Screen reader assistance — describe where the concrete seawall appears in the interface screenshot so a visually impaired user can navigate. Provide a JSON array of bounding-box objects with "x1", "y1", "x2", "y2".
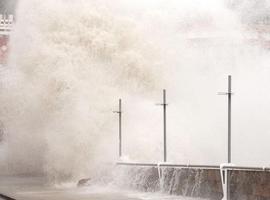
[{"x1": 117, "y1": 166, "x2": 270, "y2": 200}]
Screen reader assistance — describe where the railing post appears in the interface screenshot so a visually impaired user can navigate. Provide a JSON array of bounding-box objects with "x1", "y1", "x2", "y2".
[
  {"x1": 157, "y1": 89, "x2": 168, "y2": 162},
  {"x1": 228, "y1": 76, "x2": 232, "y2": 163},
  {"x1": 113, "y1": 99, "x2": 122, "y2": 158},
  {"x1": 218, "y1": 75, "x2": 233, "y2": 200}
]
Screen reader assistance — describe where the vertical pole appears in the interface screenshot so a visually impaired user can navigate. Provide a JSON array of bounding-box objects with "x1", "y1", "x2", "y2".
[
  {"x1": 218, "y1": 75, "x2": 233, "y2": 200},
  {"x1": 114, "y1": 99, "x2": 122, "y2": 158},
  {"x1": 119, "y1": 99, "x2": 122, "y2": 158},
  {"x1": 228, "y1": 75, "x2": 231, "y2": 163},
  {"x1": 227, "y1": 76, "x2": 232, "y2": 200},
  {"x1": 163, "y1": 90, "x2": 167, "y2": 163}
]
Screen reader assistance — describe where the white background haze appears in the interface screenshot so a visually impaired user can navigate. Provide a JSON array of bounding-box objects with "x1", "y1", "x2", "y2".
[{"x1": 0, "y1": 0, "x2": 270, "y2": 182}]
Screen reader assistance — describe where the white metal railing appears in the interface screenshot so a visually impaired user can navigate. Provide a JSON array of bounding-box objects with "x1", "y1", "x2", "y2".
[
  {"x1": 117, "y1": 161, "x2": 270, "y2": 200},
  {"x1": 0, "y1": 14, "x2": 13, "y2": 34},
  {"x1": 116, "y1": 162, "x2": 270, "y2": 172}
]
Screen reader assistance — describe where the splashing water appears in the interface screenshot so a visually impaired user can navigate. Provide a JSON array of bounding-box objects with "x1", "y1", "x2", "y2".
[
  {"x1": 1, "y1": 0, "x2": 270, "y2": 183},
  {"x1": 0, "y1": 0, "x2": 165, "y2": 181}
]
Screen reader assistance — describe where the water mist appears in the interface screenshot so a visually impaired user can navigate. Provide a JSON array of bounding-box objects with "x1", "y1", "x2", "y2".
[{"x1": 1, "y1": 0, "x2": 270, "y2": 184}]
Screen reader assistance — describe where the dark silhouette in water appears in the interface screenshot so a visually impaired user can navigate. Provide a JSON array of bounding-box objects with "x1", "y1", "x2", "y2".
[{"x1": 0, "y1": 193, "x2": 16, "y2": 200}]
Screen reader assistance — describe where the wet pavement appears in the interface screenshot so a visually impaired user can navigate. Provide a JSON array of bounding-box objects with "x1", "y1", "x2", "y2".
[{"x1": 0, "y1": 176, "x2": 201, "y2": 200}]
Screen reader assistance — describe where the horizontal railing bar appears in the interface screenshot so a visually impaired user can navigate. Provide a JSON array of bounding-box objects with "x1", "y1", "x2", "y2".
[
  {"x1": 161, "y1": 163, "x2": 220, "y2": 169},
  {"x1": 117, "y1": 162, "x2": 270, "y2": 172},
  {"x1": 117, "y1": 162, "x2": 158, "y2": 167},
  {"x1": 117, "y1": 162, "x2": 219, "y2": 169},
  {"x1": 223, "y1": 166, "x2": 270, "y2": 171}
]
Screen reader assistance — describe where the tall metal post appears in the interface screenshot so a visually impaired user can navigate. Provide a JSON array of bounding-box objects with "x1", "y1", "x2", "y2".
[
  {"x1": 228, "y1": 76, "x2": 232, "y2": 163},
  {"x1": 218, "y1": 75, "x2": 233, "y2": 163},
  {"x1": 157, "y1": 89, "x2": 168, "y2": 162},
  {"x1": 113, "y1": 99, "x2": 122, "y2": 158},
  {"x1": 218, "y1": 75, "x2": 233, "y2": 200}
]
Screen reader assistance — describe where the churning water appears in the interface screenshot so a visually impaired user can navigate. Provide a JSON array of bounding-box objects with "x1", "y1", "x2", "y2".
[
  {"x1": 1, "y1": 0, "x2": 270, "y2": 188},
  {"x1": 0, "y1": 175, "x2": 203, "y2": 200}
]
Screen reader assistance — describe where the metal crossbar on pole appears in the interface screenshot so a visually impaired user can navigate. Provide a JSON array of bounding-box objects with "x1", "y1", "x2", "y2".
[
  {"x1": 113, "y1": 99, "x2": 122, "y2": 158},
  {"x1": 157, "y1": 89, "x2": 168, "y2": 162}
]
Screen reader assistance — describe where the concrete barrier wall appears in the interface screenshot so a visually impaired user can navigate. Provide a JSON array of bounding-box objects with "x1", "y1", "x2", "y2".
[{"x1": 117, "y1": 166, "x2": 270, "y2": 200}]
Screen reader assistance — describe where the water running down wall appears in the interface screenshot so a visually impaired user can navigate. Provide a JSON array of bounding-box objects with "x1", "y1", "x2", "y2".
[{"x1": 98, "y1": 166, "x2": 270, "y2": 200}]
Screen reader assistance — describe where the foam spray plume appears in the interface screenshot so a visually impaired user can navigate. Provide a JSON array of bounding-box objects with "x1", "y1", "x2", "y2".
[
  {"x1": 0, "y1": 0, "x2": 165, "y2": 181},
  {"x1": 1, "y1": 0, "x2": 270, "y2": 184}
]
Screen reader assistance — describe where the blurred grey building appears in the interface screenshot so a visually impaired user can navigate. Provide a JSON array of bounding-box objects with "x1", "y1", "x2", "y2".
[{"x1": 0, "y1": 0, "x2": 17, "y2": 14}]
